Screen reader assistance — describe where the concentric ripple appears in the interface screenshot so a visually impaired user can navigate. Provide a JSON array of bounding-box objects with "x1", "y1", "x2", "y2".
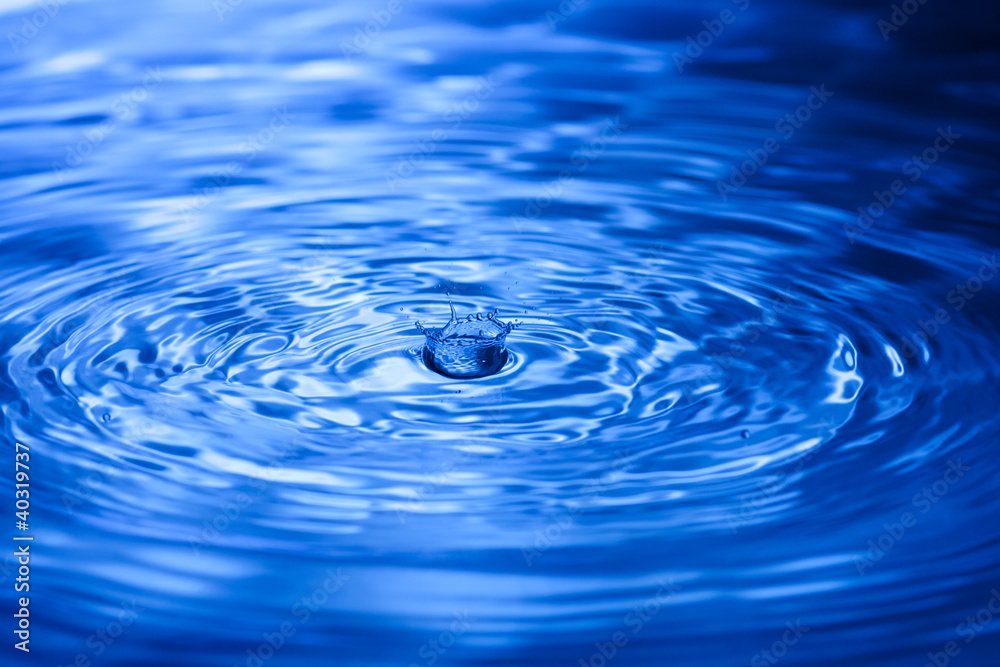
[
  {"x1": 8, "y1": 211, "x2": 995, "y2": 534},
  {"x1": 6, "y1": 163, "x2": 1000, "y2": 667}
]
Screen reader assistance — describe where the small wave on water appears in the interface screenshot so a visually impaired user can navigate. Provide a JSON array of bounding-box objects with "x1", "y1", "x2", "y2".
[{"x1": 1, "y1": 0, "x2": 999, "y2": 666}]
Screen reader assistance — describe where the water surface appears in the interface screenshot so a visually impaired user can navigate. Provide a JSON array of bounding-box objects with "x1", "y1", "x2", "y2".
[{"x1": 1, "y1": 0, "x2": 999, "y2": 665}]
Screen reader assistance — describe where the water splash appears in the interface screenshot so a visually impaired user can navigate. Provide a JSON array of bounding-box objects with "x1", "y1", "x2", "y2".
[{"x1": 416, "y1": 304, "x2": 518, "y2": 378}]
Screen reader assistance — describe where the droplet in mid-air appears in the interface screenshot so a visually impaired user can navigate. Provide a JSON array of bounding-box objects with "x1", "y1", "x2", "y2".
[
  {"x1": 417, "y1": 303, "x2": 518, "y2": 379},
  {"x1": 741, "y1": 430, "x2": 751, "y2": 439}
]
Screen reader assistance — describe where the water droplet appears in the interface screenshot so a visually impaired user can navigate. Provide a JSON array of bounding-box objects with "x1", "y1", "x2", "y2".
[
  {"x1": 102, "y1": 413, "x2": 111, "y2": 423},
  {"x1": 741, "y1": 430, "x2": 751, "y2": 439},
  {"x1": 419, "y1": 305, "x2": 518, "y2": 379}
]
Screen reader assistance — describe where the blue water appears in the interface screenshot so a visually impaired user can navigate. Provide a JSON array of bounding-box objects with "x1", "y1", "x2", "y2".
[{"x1": 2, "y1": 0, "x2": 1000, "y2": 665}]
